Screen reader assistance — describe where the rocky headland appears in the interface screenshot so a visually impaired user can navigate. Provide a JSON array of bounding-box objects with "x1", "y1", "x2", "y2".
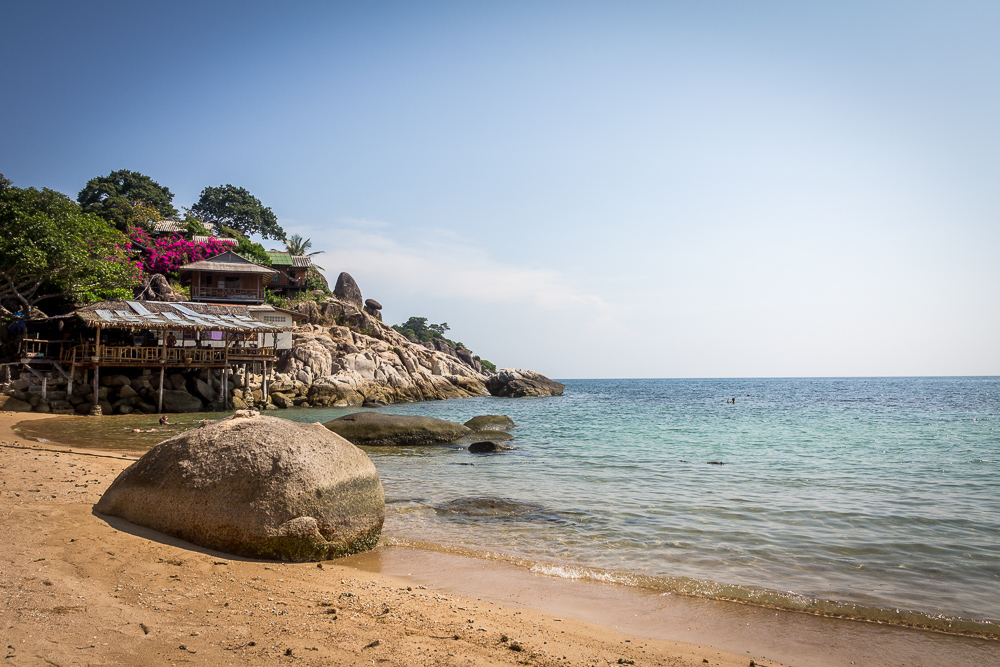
[{"x1": 1, "y1": 273, "x2": 565, "y2": 414}]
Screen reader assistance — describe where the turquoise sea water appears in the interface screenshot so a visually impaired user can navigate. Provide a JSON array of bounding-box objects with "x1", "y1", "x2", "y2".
[{"x1": 22, "y1": 376, "x2": 1000, "y2": 636}]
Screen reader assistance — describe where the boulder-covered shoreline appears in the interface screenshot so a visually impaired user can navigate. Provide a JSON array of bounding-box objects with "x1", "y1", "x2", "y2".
[{"x1": 1, "y1": 275, "x2": 564, "y2": 415}]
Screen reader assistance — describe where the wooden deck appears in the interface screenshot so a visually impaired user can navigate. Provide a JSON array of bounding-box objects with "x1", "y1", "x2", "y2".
[{"x1": 58, "y1": 345, "x2": 276, "y2": 368}]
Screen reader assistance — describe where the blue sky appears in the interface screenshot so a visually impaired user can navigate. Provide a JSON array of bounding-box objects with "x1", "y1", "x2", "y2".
[{"x1": 3, "y1": 1, "x2": 998, "y2": 378}]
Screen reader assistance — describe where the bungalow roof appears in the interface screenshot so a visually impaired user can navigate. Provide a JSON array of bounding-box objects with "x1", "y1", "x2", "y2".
[
  {"x1": 71, "y1": 300, "x2": 287, "y2": 333},
  {"x1": 177, "y1": 250, "x2": 276, "y2": 276}
]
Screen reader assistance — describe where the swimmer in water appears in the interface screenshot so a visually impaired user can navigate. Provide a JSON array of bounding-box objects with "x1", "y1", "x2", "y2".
[{"x1": 159, "y1": 415, "x2": 170, "y2": 425}]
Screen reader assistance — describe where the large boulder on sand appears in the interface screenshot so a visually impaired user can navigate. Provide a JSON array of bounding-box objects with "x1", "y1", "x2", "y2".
[
  {"x1": 485, "y1": 369, "x2": 565, "y2": 398},
  {"x1": 324, "y1": 412, "x2": 472, "y2": 447},
  {"x1": 94, "y1": 412, "x2": 384, "y2": 561}
]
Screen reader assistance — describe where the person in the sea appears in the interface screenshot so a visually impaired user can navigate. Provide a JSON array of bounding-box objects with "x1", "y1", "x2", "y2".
[{"x1": 159, "y1": 415, "x2": 170, "y2": 426}]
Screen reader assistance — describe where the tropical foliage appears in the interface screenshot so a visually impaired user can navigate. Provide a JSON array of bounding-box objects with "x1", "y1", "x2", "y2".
[
  {"x1": 192, "y1": 184, "x2": 285, "y2": 240},
  {"x1": 393, "y1": 316, "x2": 450, "y2": 342},
  {"x1": 77, "y1": 169, "x2": 178, "y2": 232},
  {"x1": 0, "y1": 175, "x2": 142, "y2": 318},
  {"x1": 129, "y1": 227, "x2": 234, "y2": 277}
]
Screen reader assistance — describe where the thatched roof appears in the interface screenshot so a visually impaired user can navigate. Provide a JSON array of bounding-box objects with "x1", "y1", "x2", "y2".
[
  {"x1": 72, "y1": 300, "x2": 288, "y2": 333},
  {"x1": 193, "y1": 235, "x2": 238, "y2": 246},
  {"x1": 178, "y1": 250, "x2": 276, "y2": 276},
  {"x1": 153, "y1": 220, "x2": 187, "y2": 233}
]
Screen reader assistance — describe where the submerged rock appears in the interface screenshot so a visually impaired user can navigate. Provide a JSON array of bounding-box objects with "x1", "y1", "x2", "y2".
[
  {"x1": 94, "y1": 412, "x2": 384, "y2": 561},
  {"x1": 464, "y1": 415, "x2": 515, "y2": 432},
  {"x1": 435, "y1": 497, "x2": 543, "y2": 518},
  {"x1": 485, "y1": 369, "x2": 565, "y2": 398},
  {"x1": 324, "y1": 412, "x2": 472, "y2": 447},
  {"x1": 468, "y1": 441, "x2": 517, "y2": 453}
]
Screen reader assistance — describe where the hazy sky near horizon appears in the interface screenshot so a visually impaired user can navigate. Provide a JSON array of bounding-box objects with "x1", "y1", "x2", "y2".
[{"x1": 3, "y1": 1, "x2": 998, "y2": 378}]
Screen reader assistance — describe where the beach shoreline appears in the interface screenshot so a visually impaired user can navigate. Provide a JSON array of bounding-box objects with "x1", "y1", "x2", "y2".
[{"x1": 2, "y1": 411, "x2": 997, "y2": 667}]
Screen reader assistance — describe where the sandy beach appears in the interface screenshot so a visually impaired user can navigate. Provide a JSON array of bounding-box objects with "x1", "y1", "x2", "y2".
[{"x1": 2, "y1": 412, "x2": 997, "y2": 667}]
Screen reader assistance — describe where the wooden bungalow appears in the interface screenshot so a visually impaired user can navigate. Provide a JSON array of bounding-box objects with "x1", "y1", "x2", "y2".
[
  {"x1": 265, "y1": 251, "x2": 315, "y2": 296},
  {"x1": 178, "y1": 250, "x2": 276, "y2": 304},
  {"x1": 17, "y1": 300, "x2": 290, "y2": 412}
]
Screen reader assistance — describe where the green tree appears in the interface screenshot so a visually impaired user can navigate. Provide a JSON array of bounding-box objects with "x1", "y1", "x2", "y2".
[
  {"x1": 284, "y1": 233, "x2": 325, "y2": 270},
  {"x1": 284, "y1": 234, "x2": 313, "y2": 255},
  {"x1": 77, "y1": 169, "x2": 178, "y2": 232},
  {"x1": 1, "y1": 175, "x2": 142, "y2": 319},
  {"x1": 393, "y1": 316, "x2": 451, "y2": 343},
  {"x1": 235, "y1": 237, "x2": 273, "y2": 267},
  {"x1": 191, "y1": 184, "x2": 284, "y2": 240}
]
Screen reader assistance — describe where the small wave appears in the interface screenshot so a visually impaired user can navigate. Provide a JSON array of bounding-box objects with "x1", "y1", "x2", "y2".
[{"x1": 379, "y1": 538, "x2": 1000, "y2": 640}]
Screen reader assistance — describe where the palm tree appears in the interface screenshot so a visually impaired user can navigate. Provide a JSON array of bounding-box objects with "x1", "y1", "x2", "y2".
[
  {"x1": 284, "y1": 234, "x2": 324, "y2": 270},
  {"x1": 284, "y1": 234, "x2": 312, "y2": 255}
]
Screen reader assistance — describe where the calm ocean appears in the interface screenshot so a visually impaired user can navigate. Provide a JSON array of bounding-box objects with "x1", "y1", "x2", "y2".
[{"x1": 23, "y1": 376, "x2": 1000, "y2": 637}]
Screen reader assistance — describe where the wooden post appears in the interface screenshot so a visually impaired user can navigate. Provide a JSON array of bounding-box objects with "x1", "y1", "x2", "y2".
[
  {"x1": 41, "y1": 376, "x2": 47, "y2": 401},
  {"x1": 158, "y1": 367, "x2": 165, "y2": 414},
  {"x1": 95, "y1": 324, "x2": 102, "y2": 361},
  {"x1": 222, "y1": 366, "x2": 228, "y2": 410},
  {"x1": 262, "y1": 360, "x2": 268, "y2": 398},
  {"x1": 92, "y1": 365, "x2": 99, "y2": 407}
]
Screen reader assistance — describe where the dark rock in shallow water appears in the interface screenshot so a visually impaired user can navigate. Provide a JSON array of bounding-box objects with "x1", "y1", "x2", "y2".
[
  {"x1": 468, "y1": 441, "x2": 517, "y2": 453},
  {"x1": 323, "y1": 412, "x2": 472, "y2": 447},
  {"x1": 485, "y1": 369, "x2": 565, "y2": 398},
  {"x1": 455, "y1": 431, "x2": 514, "y2": 444},
  {"x1": 464, "y1": 415, "x2": 515, "y2": 432},
  {"x1": 94, "y1": 412, "x2": 384, "y2": 561}
]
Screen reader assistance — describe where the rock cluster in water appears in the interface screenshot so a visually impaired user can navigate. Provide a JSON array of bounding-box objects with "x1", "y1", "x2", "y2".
[
  {"x1": 325, "y1": 411, "x2": 519, "y2": 454},
  {"x1": 94, "y1": 411, "x2": 384, "y2": 561}
]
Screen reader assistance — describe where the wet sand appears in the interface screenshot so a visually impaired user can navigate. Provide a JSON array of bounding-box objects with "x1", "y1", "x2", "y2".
[{"x1": 2, "y1": 411, "x2": 996, "y2": 667}]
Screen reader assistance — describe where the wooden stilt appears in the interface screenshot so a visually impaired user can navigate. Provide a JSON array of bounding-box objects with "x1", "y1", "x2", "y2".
[
  {"x1": 158, "y1": 366, "x2": 165, "y2": 413},
  {"x1": 93, "y1": 366, "x2": 100, "y2": 407}
]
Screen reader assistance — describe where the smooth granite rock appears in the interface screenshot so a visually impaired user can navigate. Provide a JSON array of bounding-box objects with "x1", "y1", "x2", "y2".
[
  {"x1": 464, "y1": 415, "x2": 516, "y2": 432},
  {"x1": 324, "y1": 412, "x2": 473, "y2": 447},
  {"x1": 333, "y1": 272, "x2": 364, "y2": 308},
  {"x1": 94, "y1": 412, "x2": 384, "y2": 561}
]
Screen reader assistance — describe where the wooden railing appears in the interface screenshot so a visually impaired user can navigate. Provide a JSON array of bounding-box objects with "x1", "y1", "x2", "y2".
[
  {"x1": 190, "y1": 286, "x2": 263, "y2": 301},
  {"x1": 59, "y1": 345, "x2": 275, "y2": 366},
  {"x1": 19, "y1": 339, "x2": 52, "y2": 359},
  {"x1": 229, "y1": 347, "x2": 277, "y2": 358}
]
